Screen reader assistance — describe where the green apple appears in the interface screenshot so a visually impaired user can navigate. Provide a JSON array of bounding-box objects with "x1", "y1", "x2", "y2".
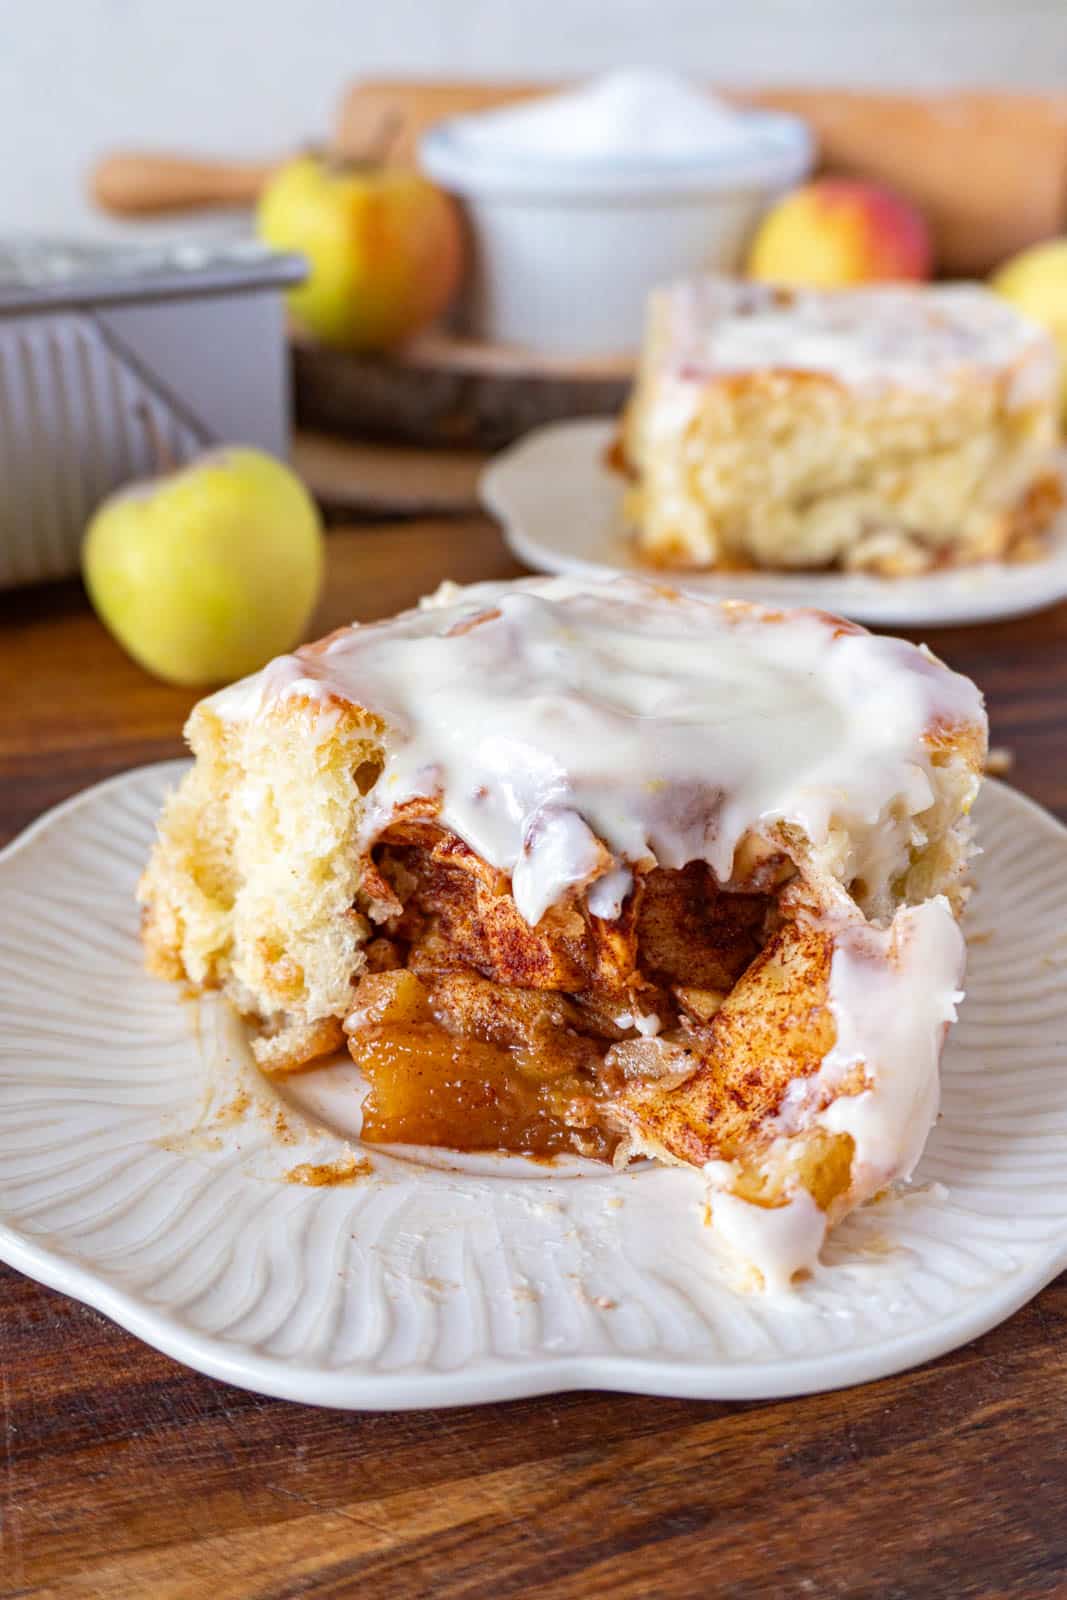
[
  {"x1": 257, "y1": 153, "x2": 465, "y2": 350},
  {"x1": 83, "y1": 448, "x2": 324, "y2": 687}
]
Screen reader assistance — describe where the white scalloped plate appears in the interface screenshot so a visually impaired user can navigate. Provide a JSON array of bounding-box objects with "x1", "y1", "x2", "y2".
[
  {"x1": 482, "y1": 420, "x2": 1067, "y2": 627},
  {"x1": 1, "y1": 762, "x2": 1066, "y2": 1409}
]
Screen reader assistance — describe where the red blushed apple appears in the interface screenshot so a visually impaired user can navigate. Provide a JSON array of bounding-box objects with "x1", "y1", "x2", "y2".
[
  {"x1": 257, "y1": 154, "x2": 465, "y2": 351},
  {"x1": 747, "y1": 178, "x2": 932, "y2": 287}
]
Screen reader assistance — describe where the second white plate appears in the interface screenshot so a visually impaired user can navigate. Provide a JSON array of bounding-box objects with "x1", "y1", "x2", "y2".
[{"x1": 482, "y1": 419, "x2": 1067, "y2": 627}]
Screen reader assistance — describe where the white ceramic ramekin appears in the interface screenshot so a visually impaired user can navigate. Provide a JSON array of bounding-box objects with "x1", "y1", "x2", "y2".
[{"x1": 420, "y1": 111, "x2": 812, "y2": 356}]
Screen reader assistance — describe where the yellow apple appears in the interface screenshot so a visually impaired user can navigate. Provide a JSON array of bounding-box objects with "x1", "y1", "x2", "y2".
[
  {"x1": 992, "y1": 239, "x2": 1067, "y2": 421},
  {"x1": 257, "y1": 153, "x2": 465, "y2": 350},
  {"x1": 83, "y1": 448, "x2": 324, "y2": 687},
  {"x1": 748, "y1": 179, "x2": 932, "y2": 288}
]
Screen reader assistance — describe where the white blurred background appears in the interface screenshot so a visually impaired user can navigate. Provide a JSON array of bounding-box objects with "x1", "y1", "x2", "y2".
[{"x1": 4, "y1": 0, "x2": 1067, "y2": 238}]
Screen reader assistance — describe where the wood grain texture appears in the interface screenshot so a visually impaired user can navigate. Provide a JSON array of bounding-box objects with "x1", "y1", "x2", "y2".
[
  {"x1": 2, "y1": 516, "x2": 1066, "y2": 1599},
  {"x1": 291, "y1": 431, "x2": 486, "y2": 519}
]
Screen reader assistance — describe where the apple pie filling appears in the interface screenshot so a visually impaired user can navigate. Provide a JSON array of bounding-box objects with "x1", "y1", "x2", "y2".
[{"x1": 344, "y1": 818, "x2": 788, "y2": 1160}]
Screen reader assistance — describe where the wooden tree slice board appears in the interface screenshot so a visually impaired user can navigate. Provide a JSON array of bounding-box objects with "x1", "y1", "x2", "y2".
[
  {"x1": 291, "y1": 430, "x2": 487, "y2": 518},
  {"x1": 291, "y1": 329, "x2": 631, "y2": 451}
]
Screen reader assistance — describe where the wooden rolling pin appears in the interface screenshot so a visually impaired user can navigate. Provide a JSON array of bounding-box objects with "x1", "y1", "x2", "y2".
[
  {"x1": 90, "y1": 151, "x2": 281, "y2": 215},
  {"x1": 91, "y1": 81, "x2": 1067, "y2": 274}
]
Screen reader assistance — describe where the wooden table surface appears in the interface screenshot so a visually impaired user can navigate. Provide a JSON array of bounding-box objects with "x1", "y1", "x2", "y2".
[{"x1": 2, "y1": 516, "x2": 1067, "y2": 1600}]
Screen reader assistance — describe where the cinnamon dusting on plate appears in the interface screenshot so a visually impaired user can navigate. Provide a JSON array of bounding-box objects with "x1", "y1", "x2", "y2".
[{"x1": 285, "y1": 1153, "x2": 374, "y2": 1187}]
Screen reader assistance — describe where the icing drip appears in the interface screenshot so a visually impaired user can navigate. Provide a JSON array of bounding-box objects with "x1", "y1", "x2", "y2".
[{"x1": 702, "y1": 895, "x2": 965, "y2": 1291}]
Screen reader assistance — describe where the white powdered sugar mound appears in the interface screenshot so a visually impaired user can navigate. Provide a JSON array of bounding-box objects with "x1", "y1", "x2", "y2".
[{"x1": 450, "y1": 69, "x2": 762, "y2": 163}]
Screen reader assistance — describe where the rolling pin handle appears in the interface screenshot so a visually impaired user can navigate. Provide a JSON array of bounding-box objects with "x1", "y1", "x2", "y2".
[{"x1": 89, "y1": 152, "x2": 278, "y2": 217}]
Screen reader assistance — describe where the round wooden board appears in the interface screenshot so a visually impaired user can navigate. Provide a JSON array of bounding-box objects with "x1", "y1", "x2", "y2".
[
  {"x1": 290, "y1": 329, "x2": 632, "y2": 450},
  {"x1": 291, "y1": 430, "x2": 486, "y2": 518}
]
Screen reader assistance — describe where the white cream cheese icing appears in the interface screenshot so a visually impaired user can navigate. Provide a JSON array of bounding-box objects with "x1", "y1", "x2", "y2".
[
  {"x1": 210, "y1": 575, "x2": 981, "y2": 929},
  {"x1": 656, "y1": 279, "x2": 1059, "y2": 405}
]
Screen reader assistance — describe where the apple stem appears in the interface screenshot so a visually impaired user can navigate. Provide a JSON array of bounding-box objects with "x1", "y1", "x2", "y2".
[
  {"x1": 367, "y1": 108, "x2": 404, "y2": 168},
  {"x1": 134, "y1": 401, "x2": 177, "y2": 475},
  {"x1": 326, "y1": 109, "x2": 406, "y2": 176}
]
